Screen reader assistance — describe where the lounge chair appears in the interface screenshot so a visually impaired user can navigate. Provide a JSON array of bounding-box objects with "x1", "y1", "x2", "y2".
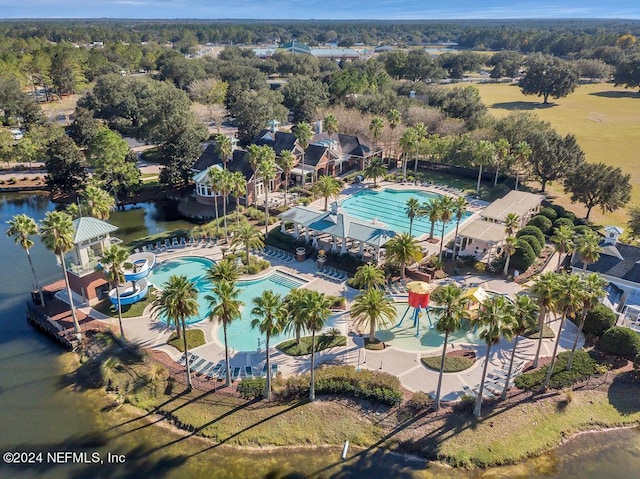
[
  {"x1": 164, "y1": 239, "x2": 171, "y2": 250},
  {"x1": 179, "y1": 237, "x2": 187, "y2": 247},
  {"x1": 484, "y1": 381, "x2": 503, "y2": 396},
  {"x1": 177, "y1": 352, "x2": 189, "y2": 365},
  {"x1": 232, "y1": 366, "x2": 242, "y2": 381},
  {"x1": 171, "y1": 237, "x2": 179, "y2": 248},
  {"x1": 187, "y1": 354, "x2": 199, "y2": 366},
  {"x1": 206, "y1": 363, "x2": 223, "y2": 379},
  {"x1": 190, "y1": 357, "x2": 206, "y2": 372},
  {"x1": 218, "y1": 366, "x2": 227, "y2": 381},
  {"x1": 195, "y1": 360, "x2": 214, "y2": 375},
  {"x1": 475, "y1": 385, "x2": 497, "y2": 400},
  {"x1": 461, "y1": 385, "x2": 477, "y2": 399},
  {"x1": 244, "y1": 365, "x2": 254, "y2": 378}
]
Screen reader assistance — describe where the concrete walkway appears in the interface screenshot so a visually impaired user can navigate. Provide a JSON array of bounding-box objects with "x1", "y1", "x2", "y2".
[{"x1": 76, "y1": 241, "x2": 580, "y2": 402}]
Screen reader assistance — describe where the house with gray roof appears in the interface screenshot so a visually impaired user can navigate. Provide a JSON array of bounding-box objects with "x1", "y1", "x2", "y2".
[{"x1": 571, "y1": 226, "x2": 640, "y2": 332}]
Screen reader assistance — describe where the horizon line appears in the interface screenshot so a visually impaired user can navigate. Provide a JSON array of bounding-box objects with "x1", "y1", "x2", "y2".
[{"x1": 1, "y1": 17, "x2": 640, "y2": 22}]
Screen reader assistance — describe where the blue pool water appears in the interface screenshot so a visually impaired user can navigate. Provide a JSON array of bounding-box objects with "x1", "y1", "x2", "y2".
[
  {"x1": 148, "y1": 256, "x2": 312, "y2": 351},
  {"x1": 341, "y1": 188, "x2": 471, "y2": 238}
]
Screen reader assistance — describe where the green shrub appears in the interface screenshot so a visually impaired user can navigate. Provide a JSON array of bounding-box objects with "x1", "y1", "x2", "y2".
[
  {"x1": 407, "y1": 391, "x2": 434, "y2": 412},
  {"x1": 562, "y1": 211, "x2": 577, "y2": 223},
  {"x1": 538, "y1": 207, "x2": 559, "y2": 222},
  {"x1": 421, "y1": 354, "x2": 475, "y2": 372},
  {"x1": 597, "y1": 326, "x2": 640, "y2": 361},
  {"x1": 527, "y1": 215, "x2": 553, "y2": 235},
  {"x1": 485, "y1": 183, "x2": 511, "y2": 202},
  {"x1": 237, "y1": 377, "x2": 266, "y2": 399},
  {"x1": 474, "y1": 261, "x2": 487, "y2": 272},
  {"x1": 518, "y1": 234, "x2": 543, "y2": 256},
  {"x1": 514, "y1": 351, "x2": 598, "y2": 390},
  {"x1": 516, "y1": 225, "x2": 545, "y2": 246},
  {"x1": 548, "y1": 204, "x2": 567, "y2": 218},
  {"x1": 553, "y1": 218, "x2": 575, "y2": 230},
  {"x1": 313, "y1": 365, "x2": 403, "y2": 406},
  {"x1": 583, "y1": 304, "x2": 617, "y2": 338},
  {"x1": 511, "y1": 238, "x2": 537, "y2": 272}
]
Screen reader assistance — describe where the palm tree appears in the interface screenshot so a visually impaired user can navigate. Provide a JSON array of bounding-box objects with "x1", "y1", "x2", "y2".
[
  {"x1": 351, "y1": 288, "x2": 396, "y2": 342},
  {"x1": 208, "y1": 166, "x2": 223, "y2": 237},
  {"x1": 207, "y1": 279, "x2": 243, "y2": 387},
  {"x1": 384, "y1": 233, "x2": 423, "y2": 279},
  {"x1": 231, "y1": 222, "x2": 264, "y2": 265},
  {"x1": 512, "y1": 140, "x2": 532, "y2": 190},
  {"x1": 474, "y1": 295, "x2": 515, "y2": 417},
  {"x1": 230, "y1": 171, "x2": 247, "y2": 227},
  {"x1": 452, "y1": 196, "x2": 468, "y2": 258},
  {"x1": 529, "y1": 272, "x2": 560, "y2": 368},
  {"x1": 101, "y1": 244, "x2": 132, "y2": 340},
  {"x1": 213, "y1": 133, "x2": 233, "y2": 169},
  {"x1": 283, "y1": 288, "x2": 308, "y2": 345},
  {"x1": 438, "y1": 196, "x2": 454, "y2": 260},
  {"x1": 251, "y1": 291, "x2": 286, "y2": 400},
  {"x1": 219, "y1": 169, "x2": 234, "y2": 243},
  {"x1": 207, "y1": 256, "x2": 242, "y2": 284},
  {"x1": 501, "y1": 295, "x2": 538, "y2": 399},
  {"x1": 502, "y1": 236, "x2": 518, "y2": 276},
  {"x1": 386, "y1": 108, "x2": 401, "y2": 160},
  {"x1": 576, "y1": 231, "x2": 602, "y2": 273},
  {"x1": 352, "y1": 263, "x2": 386, "y2": 291},
  {"x1": 258, "y1": 152, "x2": 277, "y2": 235},
  {"x1": 492, "y1": 138, "x2": 511, "y2": 187},
  {"x1": 405, "y1": 197, "x2": 421, "y2": 236},
  {"x1": 300, "y1": 290, "x2": 333, "y2": 401},
  {"x1": 313, "y1": 175, "x2": 342, "y2": 211},
  {"x1": 40, "y1": 211, "x2": 81, "y2": 333},
  {"x1": 277, "y1": 150, "x2": 296, "y2": 206},
  {"x1": 82, "y1": 185, "x2": 115, "y2": 220},
  {"x1": 422, "y1": 197, "x2": 442, "y2": 241},
  {"x1": 431, "y1": 283, "x2": 469, "y2": 409},
  {"x1": 151, "y1": 274, "x2": 199, "y2": 390},
  {"x1": 363, "y1": 156, "x2": 387, "y2": 188},
  {"x1": 399, "y1": 127, "x2": 418, "y2": 183},
  {"x1": 504, "y1": 212, "x2": 520, "y2": 237},
  {"x1": 551, "y1": 225, "x2": 575, "y2": 271},
  {"x1": 323, "y1": 114, "x2": 338, "y2": 136},
  {"x1": 6, "y1": 214, "x2": 45, "y2": 306},
  {"x1": 542, "y1": 272, "x2": 584, "y2": 391},
  {"x1": 567, "y1": 273, "x2": 605, "y2": 371},
  {"x1": 369, "y1": 116, "x2": 385, "y2": 150},
  {"x1": 413, "y1": 123, "x2": 428, "y2": 173},
  {"x1": 293, "y1": 122, "x2": 313, "y2": 187},
  {"x1": 474, "y1": 140, "x2": 496, "y2": 196}
]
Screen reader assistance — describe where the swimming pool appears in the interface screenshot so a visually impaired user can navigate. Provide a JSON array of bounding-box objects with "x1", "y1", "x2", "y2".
[
  {"x1": 341, "y1": 188, "x2": 471, "y2": 238},
  {"x1": 148, "y1": 256, "x2": 311, "y2": 351},
  {"x1": 373, "y1": 302, "x2": 482, "y2": 352}
]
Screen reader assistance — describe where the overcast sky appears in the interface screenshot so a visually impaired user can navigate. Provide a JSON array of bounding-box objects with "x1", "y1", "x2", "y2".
[{"x1": 1, "y1": 1, "x2": 639, "y2": 20}]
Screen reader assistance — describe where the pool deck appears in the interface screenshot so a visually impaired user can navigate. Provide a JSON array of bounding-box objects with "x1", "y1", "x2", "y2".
[{"x1": 69, "y1": 235, "x2": 581, "y2": 403}]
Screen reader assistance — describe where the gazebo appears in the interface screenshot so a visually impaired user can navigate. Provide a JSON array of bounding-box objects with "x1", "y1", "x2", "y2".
[{"x1": 278, "y1": 203, "x2": 396, "y2": 262}]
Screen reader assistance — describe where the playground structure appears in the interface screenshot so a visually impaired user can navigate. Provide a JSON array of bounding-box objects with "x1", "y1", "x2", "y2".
[
  {"x1": 396, "y1": 281, "x2": 440, "y2": 337},
  {"x1": 107, "y1": 252, "x2": 156, "y2": 306}
]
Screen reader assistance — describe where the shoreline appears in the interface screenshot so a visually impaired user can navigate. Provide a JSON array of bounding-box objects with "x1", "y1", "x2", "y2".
[{"x1": 61, "y1": 342, "x2": 640, "y2": 472}]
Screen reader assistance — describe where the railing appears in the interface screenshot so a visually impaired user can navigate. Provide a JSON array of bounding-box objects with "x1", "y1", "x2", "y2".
[{"x1": 65, "y1": 257, "x2": 100, "y2": 276}]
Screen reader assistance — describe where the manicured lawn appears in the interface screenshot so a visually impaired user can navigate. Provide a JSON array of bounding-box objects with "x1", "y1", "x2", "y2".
[
  {"x1": 364, "y1": 337, "x2": 386, "y2": 350},
  {"x1": 93, "y1": 288, "x2": 155, "y2": 318},
  {"x1": 277, "y1": 335, "x2": 347, "y2": 356},
  {"x1": 167, "y1": 329, "x2": 206, "y2": 352},
  {"x1": 421, "y1": 353, "x2": 475, "y2": 372},
  {"x1": 472, "y1": 81, "x2": 640, "y2": 227},
  {"x1": 523, "y1": 325, "x2": 555, "y2": 339}
]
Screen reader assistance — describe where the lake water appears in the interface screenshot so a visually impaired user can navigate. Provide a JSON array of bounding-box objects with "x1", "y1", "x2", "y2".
[{"x1": 1, "y1": 192, "x2": 639, "y2": 478}]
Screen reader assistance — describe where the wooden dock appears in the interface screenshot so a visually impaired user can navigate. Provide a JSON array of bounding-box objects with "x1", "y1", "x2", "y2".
[{"x1": 26, "y1": 301, "x2": 81, "y2": 350}]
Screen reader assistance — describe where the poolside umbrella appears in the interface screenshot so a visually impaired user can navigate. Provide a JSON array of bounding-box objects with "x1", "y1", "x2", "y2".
[{"x1": 404, "y1": 281, "x2": 438, "y2": 336}]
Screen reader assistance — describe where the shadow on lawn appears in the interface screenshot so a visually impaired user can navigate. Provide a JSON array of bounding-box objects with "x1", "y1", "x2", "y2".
[
  {"x1": 491, "y1": 101, "x2": 558, "y2": 111},
  {"x1": 589, "y1": 90, "x2": 640, "y2": 99}
]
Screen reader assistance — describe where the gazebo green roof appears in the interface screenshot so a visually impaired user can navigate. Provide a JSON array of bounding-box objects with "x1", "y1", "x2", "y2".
[{"x1": 71, "y1": 217, "x2": 118, "y2": 244}]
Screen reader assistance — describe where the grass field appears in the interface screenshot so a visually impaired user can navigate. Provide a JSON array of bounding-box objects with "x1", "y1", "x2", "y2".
[{"x1": 473, "y1": 81, "x2": 640, "y2": 227}]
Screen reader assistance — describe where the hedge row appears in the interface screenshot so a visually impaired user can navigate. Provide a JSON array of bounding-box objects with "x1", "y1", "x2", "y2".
[{"x1": 514, "y1": 351, "x2": 598, "y2": 391}]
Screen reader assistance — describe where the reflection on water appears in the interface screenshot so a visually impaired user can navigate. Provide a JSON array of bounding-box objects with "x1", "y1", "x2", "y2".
[{"x1": 1, "y1": 192, "x2": 640, "y2": 478}]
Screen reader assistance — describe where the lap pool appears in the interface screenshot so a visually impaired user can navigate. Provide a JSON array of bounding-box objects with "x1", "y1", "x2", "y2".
[
  {"x1": 148, "y1": 256, "x2": 314, "y2": 351},
  {"x1": 340, "y1": 188, "x2": 471, "y2": 237}
]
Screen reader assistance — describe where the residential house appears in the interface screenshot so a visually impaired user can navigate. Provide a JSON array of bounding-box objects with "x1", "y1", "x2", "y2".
[
  {"x1": 312, "y1": 132, "x2": 384, "y2": 173},
  {"x1": 571, "y1": 226, "x2": 640, "y2": 332}
]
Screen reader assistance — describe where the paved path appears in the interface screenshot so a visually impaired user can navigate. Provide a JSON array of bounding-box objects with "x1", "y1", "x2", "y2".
[{"x1": 65, "y1": 239, "x2": 580, "y2": 402}]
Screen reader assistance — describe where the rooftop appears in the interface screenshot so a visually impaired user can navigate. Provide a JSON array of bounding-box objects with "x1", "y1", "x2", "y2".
[
  {"x1": 72, "y1": 217, "x2": 118, "y2": 244},
  {"x1": 480, "y1": 191, "x2": 545, "y2": 223}
]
